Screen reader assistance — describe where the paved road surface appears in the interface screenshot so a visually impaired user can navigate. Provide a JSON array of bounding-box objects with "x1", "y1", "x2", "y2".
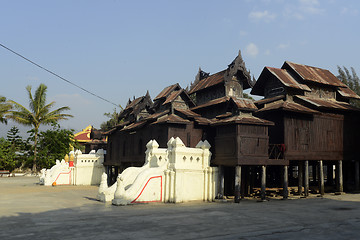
[{"x1": 1, "y1": 176, "x2": 360, "y2": 239}]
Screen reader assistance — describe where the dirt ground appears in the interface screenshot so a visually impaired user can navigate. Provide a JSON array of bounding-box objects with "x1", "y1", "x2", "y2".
[{"x1": 1, "y1": 176, "x2": 360, "y2": 239}]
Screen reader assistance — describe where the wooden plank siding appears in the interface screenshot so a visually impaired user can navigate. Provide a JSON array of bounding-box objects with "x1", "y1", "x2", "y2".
[
  {"x1": 284, "y1": 113, "x2": 343, "y2": 161},
  {"x1": 104, "y1": 122, "x2": 203, "y2": 168},
  {"x1": 212, "y1": 124, "x2": 285, "y2": 166}
]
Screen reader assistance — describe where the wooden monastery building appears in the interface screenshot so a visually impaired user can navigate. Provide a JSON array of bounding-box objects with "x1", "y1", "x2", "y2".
[
  {"x1": 104, "y1": 51, "x2": 360, "y2": 201},
  {"x1": 252, "y1": 61, "x2": 360, "y2": 195}
]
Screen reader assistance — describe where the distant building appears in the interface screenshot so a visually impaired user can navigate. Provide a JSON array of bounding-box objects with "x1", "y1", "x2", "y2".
[{"x1": 74, "y1": 125, "x2": 107, "y2": 153}]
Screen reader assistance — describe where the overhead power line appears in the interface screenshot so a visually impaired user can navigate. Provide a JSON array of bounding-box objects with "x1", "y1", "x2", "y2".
[{"x1": 0, "y1": 42, "x2": 120, "y2": 107}]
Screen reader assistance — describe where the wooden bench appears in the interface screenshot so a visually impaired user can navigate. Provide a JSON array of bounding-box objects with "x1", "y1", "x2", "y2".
[{"x1": 0, "y1": 170, "x2": 11, "y2": 177}]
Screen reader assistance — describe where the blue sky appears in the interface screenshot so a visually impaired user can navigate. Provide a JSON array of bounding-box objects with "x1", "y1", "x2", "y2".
[{"x1": 1, "y1": 0, "x2": 359, "y2": 137}]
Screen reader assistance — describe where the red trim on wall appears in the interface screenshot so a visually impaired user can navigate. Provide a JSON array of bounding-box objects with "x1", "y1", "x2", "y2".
[
  {"x1": 131, "y1": 176, "x2": 163, "y2": 203},
  {"x1": 53, "y1": 170, "x2": 72, "y2": 185}
]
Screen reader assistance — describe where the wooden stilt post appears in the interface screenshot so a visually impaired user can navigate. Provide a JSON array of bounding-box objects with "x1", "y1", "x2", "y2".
[
  {"x1": 319, "y1": 160, "x2": 325, "y2": 196},
  {"x1": 261, "y1": 165, "x2": 266, "y2": 201},
  {"x1": 337, "y1": 160, "x2": 343, "y2": 193},
  {"x1": 235, "y1": 165, "x2": 241, "y2": 203},
  {"x1": 218, "y1": 165, "x2": 225, "y2": 199},
  {"x1": 298, "y1": 162, "x2": 303, "y2": 196},
  {"x1": 283, "y1": 165, "x2": 288, "y2": 199},
  {"x1": 245, "y1": 166, "x2": 251, "y2": 198},
  {"x1": 304, "y1": 160, "x2": 309, "y2": 197},
  {"x1": 355, "y1": 161, "x2": 360, "y2": 191}
]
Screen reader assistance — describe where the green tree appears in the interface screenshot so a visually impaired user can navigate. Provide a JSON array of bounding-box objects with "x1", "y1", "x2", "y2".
[
  {"x1": 337, "y1": 66, "x2": 360, "y2": 107},
  {"x1": 3, "y1": 126, "x2": 31, "y2": 171},
  {"x1": 7, "y1": 83, "x2": 73, "y2": 172},
  {"x1": 35, "y1": 124, "x2": 78, "y2": 169},
  {"x1": 7, "y1": 126, "x2": 23, "y2": 147},
  {"x1": 100, "y1": 108, "x2": 120, "y2": 131},
  {"x1": 0, "y1": 137, "x2": 17, "y2": 171},
  {"x1": 0, "y1": 96, "x2": 12, "y2": 124}
]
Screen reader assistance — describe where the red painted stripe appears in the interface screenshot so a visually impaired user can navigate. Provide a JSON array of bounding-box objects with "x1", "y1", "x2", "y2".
[
  {"x1": 53, "y1": 170, "x2": 72, "y2": 185},
  {"x1": 131, "y1": 176, "x2": 162, "y2": 203}
]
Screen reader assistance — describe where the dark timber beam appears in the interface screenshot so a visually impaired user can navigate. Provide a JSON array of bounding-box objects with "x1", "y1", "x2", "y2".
[
  {"x1": 235, "y1": 165, "x2": 241, "y2": 203},
  {"x1": 336, "y1": 160, "x2": 343, "y2": 193},
  {"x1": 283, "y1": 165, "x2": 288, "y2": 199},
  {"x1": 298, "y1": 162, "x2": 303, "y2": 196},
  {"x1": 304, "y1": 160, "x2": 309, "y2": 197},
  {"x1": 261, "y1": 165, "x2": 266, "y2": 201},
  {"x1": 319, "y1": 160, "x2": 325, "y2": 196}
]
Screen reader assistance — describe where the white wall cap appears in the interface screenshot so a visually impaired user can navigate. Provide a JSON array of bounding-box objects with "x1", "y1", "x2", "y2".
[
  {"x1": 167, "y1": 137, "x2": 175, "y2": 148},
  {"x1": 75, "y1": 149, "x2": 82, "y2": 155},
  {"x1": 172, "y1": 137, "x2": 185, "y2": 148},
  {"x1": 147, "y1": 139, "x2": 159, "y2": 149}
]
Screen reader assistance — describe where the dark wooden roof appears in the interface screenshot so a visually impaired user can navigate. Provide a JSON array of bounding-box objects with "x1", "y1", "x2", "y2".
[
  {"x1": 118, "y1": 92, "x2": 153, "y2": 122},
  {"x1": 188, "y1": 70, "x2": 226, "y2": 95},
  {"x1": 121, "y1": 120, "x2": 147, "y2": 131},
  {"x1": 251, "y1": 67, "x2": 311, "y2": 96},
  {"x1": 189, "y1": 51, "x2": 252, "y2": 95},
  {"x1": 154, "y1": 83, "x2": 181, "y2": 101},
  {"x1": 230, "y1": 97, "x2": 258, "y2": 112},
  {"x1": 145, "y1": 110, "x2": 170, "y2": 121},
  {"x1": 294, "y1": 95, "x2": 359, "y2": 111},
  {"x1": 255, "y1": 95, "x2": 286, "y2": 106},
  {"x1": 191, "y1": 96, "x2": 257, "y2": 112},
  {"x1": 256, "y1": 100, "x2": 318, "y2": 114},
  {"x1": 193, "y1": 116, "x2": 214, "y2": 125},
  {"x1": 151, "y1": 114, "x2": 190, "y2": 125},
  {"x1": 283, "y1": 61, "x2": 347, "y2": 87},
  {"x1": 337, "y1": 86, "x2": 360, "y2": 100},
  {"x1": 174, "y1": 108, "x2": 201, "y2": 118},
  {"x1": 211, "y1": 115, "x2": 274, "y2": 126}
]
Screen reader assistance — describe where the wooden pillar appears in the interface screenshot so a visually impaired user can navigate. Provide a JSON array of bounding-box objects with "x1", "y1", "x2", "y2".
[
  {"x1": 298, "y1": 162, "x2": 303, "y2": 196},
  {"x1": 283, "y1": 165, "x2": 288, "y2": 199},
  {"x1": 261, "y1": 165, "x2": 266, "y2": 201},
  {"x1": 304, "y1": 160, "x2": 309, "y2": 197},
  {"x1": 336, "y1": 160, "x2": 343, "y2": 193},
  {"x1": 319, "y1": 160, "x2": 325, "y2": 196},
  {"x1": 245, "y1": 166, "x2": 251, "y2": 197},
  {"x1": 234, "y1": 166, "x2": 241, "y2": 203},
  {"x1": 355, "y1": 161, "x2": 360, "y2": 191},
  {"x1": 218, "y1": 165, "x2": 225, "y2": 199}
]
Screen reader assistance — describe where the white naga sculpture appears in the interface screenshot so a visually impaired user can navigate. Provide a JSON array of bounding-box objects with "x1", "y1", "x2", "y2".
[
  {"x1": 39, "y1": 149, "x2": 105, "y2": 186},
  {"x1": 97, "y1": 137, "x2": 218, "y2": 205}
]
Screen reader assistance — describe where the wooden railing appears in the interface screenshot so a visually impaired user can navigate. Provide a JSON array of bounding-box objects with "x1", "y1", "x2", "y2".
[{"x1": 268, "y1": 144, "x2": 285, "y2": 160}]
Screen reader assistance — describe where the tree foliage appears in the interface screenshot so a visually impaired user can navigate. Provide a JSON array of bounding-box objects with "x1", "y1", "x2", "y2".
[
  {"x1": 0, "y1": 138, "x2": 18, "y2": 171},
  {"x1": 7, "y1": 83, "x2": 73, "y2": 172},
  {"x1": 100, "y1": 108, "x2": 120, "y2": 131},
  {"x1": 35, "y1": 124, "x2": 78, "y2": 169},
  {"x1": 0, "y1": 126, "x2": 29, "y2": 171},
  {"x1": 0, "y1": 96, "x2": 12, "y2": 124},
  {"x1": 337, "y1": 66, "x2": 360, "y2": 107},
  {"x1": 0, "y1": 124, "x2": 79, "y2": 171}
]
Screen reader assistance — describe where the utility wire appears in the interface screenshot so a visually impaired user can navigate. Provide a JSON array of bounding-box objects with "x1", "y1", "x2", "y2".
[{"x1": 0, "y1": 42, "x2": 120, "y2": 108}]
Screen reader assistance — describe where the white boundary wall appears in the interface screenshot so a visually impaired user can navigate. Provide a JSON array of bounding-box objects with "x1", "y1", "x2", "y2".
[
  {"x1": 98, "y1": 137, "x2": 218, "y2": 205},
  {"x1": 39, "y1": 149, "x2": 105, "y2": 186}
]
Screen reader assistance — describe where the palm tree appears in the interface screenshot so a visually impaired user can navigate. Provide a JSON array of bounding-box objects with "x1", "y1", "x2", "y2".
[
  {"x1": 0, "y1": 96, "x2": 12, "y2": 124},
  {"x1": 8, "y1": 83, "x2": 73, "y2": 172}
]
